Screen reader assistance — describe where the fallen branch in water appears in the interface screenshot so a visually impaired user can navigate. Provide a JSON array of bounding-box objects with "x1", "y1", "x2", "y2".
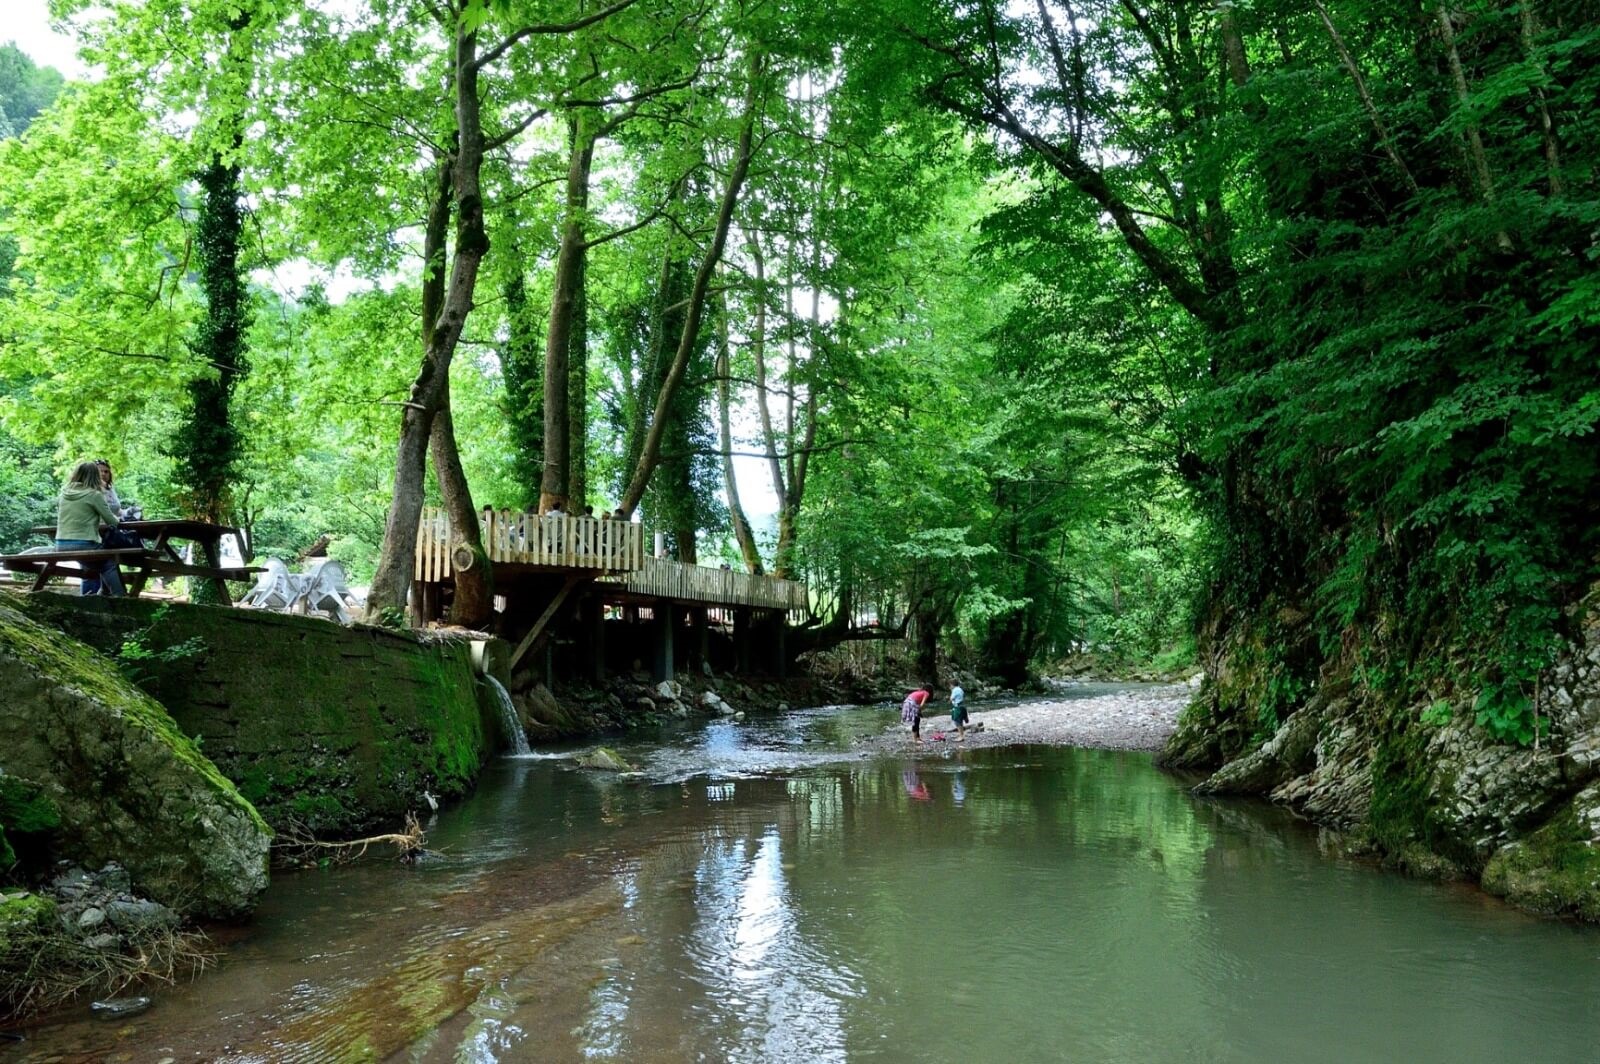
[{"x1": 273, "y1": 812, "x2": 431, "y2": 866}]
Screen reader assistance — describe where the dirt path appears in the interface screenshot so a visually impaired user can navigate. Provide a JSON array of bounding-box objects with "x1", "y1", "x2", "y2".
[{"x1": 887, "y1": 683, "x2": 1193, "y2": 754}]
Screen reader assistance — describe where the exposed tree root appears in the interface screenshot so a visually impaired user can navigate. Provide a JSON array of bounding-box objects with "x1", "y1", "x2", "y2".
[{"x1": 273, "y1": 812, "x2": 432, "y2": 866}]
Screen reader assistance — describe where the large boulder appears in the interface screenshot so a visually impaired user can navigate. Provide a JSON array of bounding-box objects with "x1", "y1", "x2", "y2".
[{"x1": 0, "y1": 602, "x2": 270, "y2": 918}]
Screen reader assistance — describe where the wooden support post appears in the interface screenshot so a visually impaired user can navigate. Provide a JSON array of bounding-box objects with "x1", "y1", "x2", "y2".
[
  {"x1": 588, "y1": 597, "x2": 606, "y2": 682},
  {"x1": 510, "y1": 575, "x2": 583, "y2": 672},
  {"x1": 653, "y1": 606, "x2": 675, "y2": 683},
  {"x1": 773, "y1": 614, "x2": 787, "y2": 680},
  {"x1": 734, "y1": 608, "x2": 752, "y2": 675},
  {"x1": 690, "y1": 606, "x2": 709, "y2": 675}
]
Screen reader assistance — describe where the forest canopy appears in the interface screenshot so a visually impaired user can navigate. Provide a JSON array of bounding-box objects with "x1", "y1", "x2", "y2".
[{"x1": 1, "y1": 1, "x2": 1596, "y2": 724}]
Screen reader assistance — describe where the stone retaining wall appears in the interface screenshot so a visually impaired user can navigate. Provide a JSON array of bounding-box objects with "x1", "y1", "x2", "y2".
[{"x1": 9, "y1": 593, "x2": 495, "y2": 834}]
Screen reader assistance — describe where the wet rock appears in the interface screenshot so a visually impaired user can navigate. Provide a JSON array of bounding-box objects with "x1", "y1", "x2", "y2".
[
  {"x1": 90, "y1": 996, "x2": 151, "y2": 1018},
  {"x1": 666, "y1": 701, "x2": 689, "y2": 720},
  {"x1": 733, "y1": 711, "x2": 746, "y2": 722},
  {"x1": 576, "y1": 747, "x2": 634, "y2": 772}
]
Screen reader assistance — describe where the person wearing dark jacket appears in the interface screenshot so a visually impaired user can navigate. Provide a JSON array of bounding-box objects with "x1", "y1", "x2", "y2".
[{"x1": 56, "y1": 461, "x2": 125, "y2": 596}]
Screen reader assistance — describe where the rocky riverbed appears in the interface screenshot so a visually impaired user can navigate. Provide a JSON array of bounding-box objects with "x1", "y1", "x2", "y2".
[{"x1": 880, "y1": 682, "x2": 1192, "y2": 754}]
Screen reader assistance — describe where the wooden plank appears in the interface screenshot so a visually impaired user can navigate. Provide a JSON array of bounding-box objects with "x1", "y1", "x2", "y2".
[{"x1": 509, "y1": 575, "x2": 585, "y2": 670}]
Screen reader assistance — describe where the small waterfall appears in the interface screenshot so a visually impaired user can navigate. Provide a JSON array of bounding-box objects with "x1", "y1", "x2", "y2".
[{"x1": 484, "y1": 675, "x2": 531, "y2": 756}]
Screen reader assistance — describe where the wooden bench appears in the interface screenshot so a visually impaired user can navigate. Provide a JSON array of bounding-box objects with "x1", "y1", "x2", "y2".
[
  {"x1": 1, "y1": 549, "x2": 152, "y2": 593},
  {"x1": 1, "y1": 549, "x2": 263, "y2": 599}
]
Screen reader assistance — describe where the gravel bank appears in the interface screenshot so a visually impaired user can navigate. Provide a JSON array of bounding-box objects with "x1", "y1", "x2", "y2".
[{"x1": 885, "y1": 683, "x2": 1193, "y2": 754}]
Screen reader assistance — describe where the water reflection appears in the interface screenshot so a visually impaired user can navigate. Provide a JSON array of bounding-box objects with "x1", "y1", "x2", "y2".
[{"x1": 18, "y1": 715, "x2": 1600, "y2": 1063}]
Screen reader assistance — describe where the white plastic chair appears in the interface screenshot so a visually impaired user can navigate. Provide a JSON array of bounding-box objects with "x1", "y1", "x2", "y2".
[
  {"x1": 301, "y1": 559, "x2": 357, "y2": 624},
  {"x1": 240, "y1": 557, "x2": 306, "y2": 611}
]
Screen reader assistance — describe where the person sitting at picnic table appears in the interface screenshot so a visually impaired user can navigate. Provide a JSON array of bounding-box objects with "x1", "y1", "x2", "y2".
[{"x1": 55, "y1": 460, "x2": 126, "y2": 597}]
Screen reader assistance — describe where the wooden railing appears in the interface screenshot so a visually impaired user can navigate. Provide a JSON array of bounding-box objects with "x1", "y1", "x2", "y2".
[
  {"x1": 414, "y1": 508, "x2": 645, "y2": 581},
  {"x1": 605, "y1": 556, "x2": 808, "y2": 611}
]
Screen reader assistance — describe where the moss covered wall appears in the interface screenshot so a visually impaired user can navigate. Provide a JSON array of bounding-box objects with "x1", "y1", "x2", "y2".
[{"x1": 9, "y1": 594, "x2": 495, "y2": 834}]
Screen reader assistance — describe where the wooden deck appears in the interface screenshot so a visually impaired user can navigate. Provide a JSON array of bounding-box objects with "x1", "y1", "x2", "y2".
[
  {"x1": 602, "y1": 557, "x2": 808, "y2": 611},
  {"x1": 415, "y1": 508, "x2": 645, "y2": 580},
  {"x1": 414, "y1": 508, "x2": 806, "y2": 613}
]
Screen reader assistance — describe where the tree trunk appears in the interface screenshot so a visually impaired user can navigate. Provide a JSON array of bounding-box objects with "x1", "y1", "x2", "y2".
[
  {"x1": 430, "y1": 379, "x2": 492, "y2": 627},
  {"x1": 539, "y1": 113, "x2": 596, "y2": 513},
  {"x1": 715, "y1": 290, "x2": 763, "y2": 573},
  {"x1": 619, "y1": 53, "x2": 764, "y2": 515},
  {"x1": 365, "y1": 24, "x2": 491, "y2": 622},
  {"x1": 568, "y1": 241, "x2": 589, "y2": 511},
  {"x1": 748, "y1": 232, "x2": 788, "y2": 517},
  {"x1": 501, "y1": 263, "x2": 543, "y2": 507}
]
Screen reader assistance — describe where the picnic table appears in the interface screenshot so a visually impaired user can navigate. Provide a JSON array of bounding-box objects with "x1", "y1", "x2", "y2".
[{"x1": 17, "y1": 519, "x2": 261, "y2": 604}]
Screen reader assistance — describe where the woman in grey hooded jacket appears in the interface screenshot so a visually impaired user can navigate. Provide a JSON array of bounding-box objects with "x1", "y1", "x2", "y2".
[{"x1": 56, "y1": 460, "x2": 125, "y2": 596}]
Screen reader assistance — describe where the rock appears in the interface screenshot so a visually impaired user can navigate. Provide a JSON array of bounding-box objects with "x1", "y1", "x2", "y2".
[
  {"x1": 1196, "y1": 698, "x2": 1326, "y2": 798},
  {"x1": 633, "y1": 696, "x2": 656, "y2": 717},
  {"x1": 1483, "y1": 780, "x2": 1600, "y2": 920},
  {"x1": 0, "y1": 604, "x2": 271, "y2": 918},
  {"x1": 576, "y1": 747, "x2": 634, "y2": 772},
  {"x1": 777, "y1": 703, "x2": 789, "y2": 713},
  {"x1": 653, "y1": 680, "x2": 681, "y2": 702},
  {"x1": 666, "y1": 700, "x2": 689, "y2": 720},
  {"x1": 0, "y1": 893, "x2": 56, "y2": 956},
  {"x1": 91, "y1": 996, "x2": 152, "y2": 1018},
  {"x1": 1187, "y1": 672, "x2": 1205, "y2": 688},
  {"x1": 105, "y1": 899, "x2": 179, "y2": 933},
  {"x1": 84, "y1": 932, "x2": 121, "y2": 951},
  {"x1": 77, "y1": 906, "x2": 106, "y2": 930},
  {"x1": 699, "y1": 690, "x2": 723, "y2": 710},
  {"x1": 733, "y1": 711, "x2": 746, "y2": 722},
  {"x1": 94, "y1": 862, "x2": 130, "y2": 893}
]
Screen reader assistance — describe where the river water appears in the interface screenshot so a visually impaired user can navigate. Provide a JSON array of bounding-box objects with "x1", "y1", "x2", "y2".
[{"x1": 15, "y1": 694, "x2": 1600, "y2": 1062}]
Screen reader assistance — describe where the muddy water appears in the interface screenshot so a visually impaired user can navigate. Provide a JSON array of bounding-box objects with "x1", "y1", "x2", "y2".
[{"x1": 14, "y1": 697, "x2": 1600, "y2": 1062}]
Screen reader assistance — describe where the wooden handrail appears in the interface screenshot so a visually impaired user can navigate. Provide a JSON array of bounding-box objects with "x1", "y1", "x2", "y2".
[
  {"x1": 414, "y1": 508, "x2": 645, "y2": 579},
  {"x1": 413, "y1": 508, "x2": 808, "y2": 613},
  {"x1": 603, "y1": 556, "x2": 808, "y2": 611}
]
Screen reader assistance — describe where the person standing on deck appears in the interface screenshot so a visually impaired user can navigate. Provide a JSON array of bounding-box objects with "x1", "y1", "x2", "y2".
[
  {"x1": 55, "y1": 461, "x2": 125, "y2": 597},
  {"x1": 950, "y1": 683, "x2": 969, "y2": 741},
  {"x1": 901, "y1": 685, "x2": 931, "y2": 744}
]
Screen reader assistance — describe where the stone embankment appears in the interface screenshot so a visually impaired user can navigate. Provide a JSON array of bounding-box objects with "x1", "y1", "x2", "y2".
[{"x1": 10, "y1": 594, "x2": 495, "y2": 835}]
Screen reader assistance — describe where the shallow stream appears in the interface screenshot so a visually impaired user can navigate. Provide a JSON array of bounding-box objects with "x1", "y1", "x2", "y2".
[{"x1": 16, "y1": 692, "x2": 1600, "y2": 1062}]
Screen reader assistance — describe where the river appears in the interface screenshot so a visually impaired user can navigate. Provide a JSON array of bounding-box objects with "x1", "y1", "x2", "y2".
[{"x1": 15, "y1": 692, "x2": 1600, "y2": 1062}]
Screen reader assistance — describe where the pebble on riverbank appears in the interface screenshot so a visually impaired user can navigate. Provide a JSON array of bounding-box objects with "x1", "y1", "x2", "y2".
[{"x1": 878, "y1": 685, "x2": 1191, "y2": 756}]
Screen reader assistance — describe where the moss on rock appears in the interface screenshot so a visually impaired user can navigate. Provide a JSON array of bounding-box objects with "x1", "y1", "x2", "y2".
[
  {"x1": 0, "y1": 602, "x2": 271, "y2": 917},
  {"x1": 1482, "y1": 783, "x2": 1600, "y2": 920}
]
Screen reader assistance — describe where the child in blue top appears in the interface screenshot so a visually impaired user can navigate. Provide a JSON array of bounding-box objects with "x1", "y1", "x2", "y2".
[{"x1": 950, "y1": 685, "x2": 968, "y2": 740}]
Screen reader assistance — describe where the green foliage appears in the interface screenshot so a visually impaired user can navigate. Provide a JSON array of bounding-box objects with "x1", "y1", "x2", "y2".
[{"x1": 116, "y1": 605, "x2": 208, "y2": 687}]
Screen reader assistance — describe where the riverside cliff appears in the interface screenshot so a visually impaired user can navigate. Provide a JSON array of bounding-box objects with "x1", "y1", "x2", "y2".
[{"x1": 1164, "y1": 584, "x2": 1600, "y2": 920}]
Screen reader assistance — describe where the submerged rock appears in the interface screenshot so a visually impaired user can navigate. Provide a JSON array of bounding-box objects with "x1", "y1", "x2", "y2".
[
  {"x1": 576, "y1": 747, "x2": 634, "y2": 772},
  {"x1": 0, "y1": 603, "x2": 271, "y2": 918},
  {"x1": 90, "y1": 995, "x2": 151, "y2": 1018}
]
